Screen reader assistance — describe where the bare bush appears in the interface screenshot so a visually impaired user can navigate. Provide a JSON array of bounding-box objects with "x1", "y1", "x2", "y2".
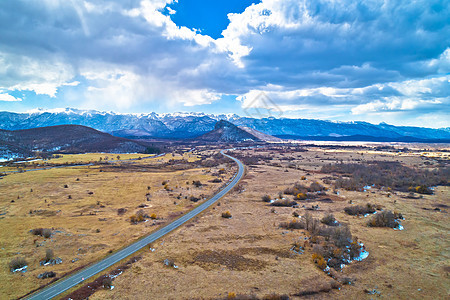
[
  {"x1": 192, "y1": 180, "x2": 203, "y2": 187},
  {"x1": 367, "y1": 210, "x2": 400, "y2": 228},
  {"x1": 344, "y1": 204, "x2": 376, "y2": 216},
  {"x1": 261, "y1": 195, "x2": 271, "y2": 203},
  {"x1": 270, "y1": 199, "x2": 297, "y2": 207},
  {"x1": 45, "y1": 249, "x2": 54, "y2": 262},
  {"x1": 9, "y1": 257, "x2": 27, "y2": 271},
  {"x1": 321, "y1": 214, "x2": 338, "y2": 226},
  {"x1": 102, "y1": 277, "x2": 113, "y2": 289},
  {"x1": 31, "y1": 228, "x2": 52, "y2": 238},
  {"x1": 280, "y1": 219, "x2": 305, "y2": 230}
]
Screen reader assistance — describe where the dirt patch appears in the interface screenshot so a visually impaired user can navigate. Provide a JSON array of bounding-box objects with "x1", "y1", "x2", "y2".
[{"x1": 190, "y1": 249, "x2": 268, "y2": 271}]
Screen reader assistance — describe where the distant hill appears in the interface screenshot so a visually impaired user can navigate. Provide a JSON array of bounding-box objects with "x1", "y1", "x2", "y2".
[
  {"x1": 0, "y1": 108, "x2": 449, "y2": 142},
  {"x1": 194, "y1": 120, "x2": 262, "y2": 143},
  {"x1": 0, "y1": 125, "x2": 151, "y2": 160}
]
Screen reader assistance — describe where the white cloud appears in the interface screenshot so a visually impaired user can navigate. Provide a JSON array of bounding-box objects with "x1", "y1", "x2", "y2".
[
  {"x1": 0, "y1": 93, "x2": 21, "y2": 101},
  {"x1": 0, "y1": 52, "x2": 75, "y2": 97}
]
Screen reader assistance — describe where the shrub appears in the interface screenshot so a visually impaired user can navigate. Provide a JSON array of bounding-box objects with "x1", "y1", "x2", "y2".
[
  {"x1": 284, "y1": 182, "x2": 307, "y2": 195},
  {"x1": 162, "y1": 181, "x2": 168, "y2": 185},
  {"x1": 38, "y1": 271, "x2": 56, "y2": 279},
  {"x1": 227, "y1": 292, "x2": 236, "y2": 299},
  {"x1": 321, "y1": 214, "x2": 338, "y2": 226},
  {"x1": 45, "y1": 249, "x2": 54, "y2": 262},
  {"x1": 414, "y1": 185, "x2": 433, "y2": 195},
  {"x1": 9, "y1": 257, "x2": 27, "y2": 271},
  {"x1": 130, "y1": 210, "x2": 148, "y2": 224},
  {"x1": 344, "y1": 204, "x2": 376, "y2": 216},
  {"x1": 312, "y1": 254, "x2": 327, "y2": 270},
  {"x1": 330, "y1": 226, "x2": 352, "y2": 248},
  {"x1": 270, "y1": 199, "x2": 297, "y2": 207},
  {"x1": 304, "y1": 213, "x2": 320, "y2": 235},
  {"x1": 261, "y1": 195, "x2": 271, "y2": 202},
  {"x1": 309, "y1": 182, "x2": 325, "y2": 192},
  {"x1": 295, "y1": 193, "x2": 307, "y2": 200},
  {"x1": 31, "y1": 228, "x2": 43, "y2": 236},
  {"x1": 42, "y1": 228, "x2": 52, "y2": 238},
  {"x1": 222, "y1": 211, "x2": 232, "y2": 218},
  {"x1": 367, "y1": 210, "x2": 399, "y2": 228},
  {"x1": 102, "y1": 277, "x2": 113, "y2": 289},
  {"x1": 63, "y1": 184, "x2": 68, "y2": 188},
  {"x1": 31, "y1": 228, "x2": 52, "y2": 238},
  {"x1": 192, "y1": 180, "x2": 203, "y2": 187},
  {"x1": 117, "y1": 208, "x2": 127, "y2": 215},
  {"x1": 262, "y1": 294, "x2": 290, "y2": 300},
  {"x1": 349, "y1": 241, "x2": 361, "y2": 259},
  {"x1": 189, "y1": 196, "x2": 200, "y2": 202},
  {"x1": 150, "y1": 213, "x2": 157, "y2": 220},
  {"x1": 280, "y1": 219, "x2": 304, "y2": 230}
]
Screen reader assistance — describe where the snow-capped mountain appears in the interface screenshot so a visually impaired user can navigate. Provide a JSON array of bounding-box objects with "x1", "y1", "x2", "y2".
[{"x1": 0, "y1": 108, "x2": 449, "y2": 141}]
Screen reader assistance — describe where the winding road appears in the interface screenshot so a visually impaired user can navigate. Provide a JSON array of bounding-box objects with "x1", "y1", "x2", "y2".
[{"x1": 25, "y1": 150, "x2": 244, "y2": 300}]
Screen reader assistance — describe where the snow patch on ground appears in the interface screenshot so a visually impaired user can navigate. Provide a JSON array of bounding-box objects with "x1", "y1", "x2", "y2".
[{"x1": 11, "y1": 265, "x2": 27, "y2": 273}]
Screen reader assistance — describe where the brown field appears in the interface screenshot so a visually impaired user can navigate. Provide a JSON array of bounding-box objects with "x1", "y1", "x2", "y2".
[
  {"x1": 1, "y1": 145, "x2": 448, "y2": 299},
  {"x1": 0, "y1": 152, "x2": 233, "y2": 299}
]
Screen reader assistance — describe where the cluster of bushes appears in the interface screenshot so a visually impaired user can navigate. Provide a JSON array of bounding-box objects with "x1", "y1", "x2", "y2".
[
  {"x1": 280, "y1": 213, "x2": 364, "y2": 271},
  {"x1": 344, "y1": 203, "x2": 378, "y2": 216},
  {"x1": 284, "y1": 182, "x2": 325, "y2": 196},
  {"x1": 367, "y1": 210, "x2": 403, "y2": 228},
  {"x1": 270, "y1": 199, "x2": 297, "y2": 207},
  {"x1": 129, "y1": 210, "x2": 148, "y2": 224},
  {"x1": 31, "y1": 228, "x2": 52, "y2": 238},
  {"x1": 282, "y1": 182, "x2": 327, "y2": 201},
  {"x1": 321, "y1": 161, "x2": 449, "y2": 193}
]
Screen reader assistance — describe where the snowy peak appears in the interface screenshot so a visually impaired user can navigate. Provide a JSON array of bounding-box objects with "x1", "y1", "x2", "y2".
[{"x1": 0, "y1": 108, "x2": 449, "y2": 142}]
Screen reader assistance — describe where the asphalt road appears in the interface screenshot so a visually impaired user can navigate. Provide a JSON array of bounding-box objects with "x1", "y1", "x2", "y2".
[{"x1": 25, "y1": 150, "x2": 244, "y2": 300}]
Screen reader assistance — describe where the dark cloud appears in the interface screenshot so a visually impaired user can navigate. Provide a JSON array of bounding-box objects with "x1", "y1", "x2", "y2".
[{"x1": 0, "y1": 0, "x2": 448, "y2": 126}]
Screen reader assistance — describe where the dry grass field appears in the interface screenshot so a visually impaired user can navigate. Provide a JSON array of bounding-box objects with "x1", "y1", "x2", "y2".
[
  {"x1": 1, "y1": 145, "x2": 448, "y2": 299},
  {"x1": 87, "y1": 145, "x2": 448, "y2": 300},
  {"x1": 0, "y1": 152, "x2": 233, "y2": 299}
]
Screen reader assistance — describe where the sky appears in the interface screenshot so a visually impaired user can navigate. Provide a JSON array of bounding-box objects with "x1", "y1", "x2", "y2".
[{"x1": 0, "y1": 0, "x2": 449, "y2": 128}]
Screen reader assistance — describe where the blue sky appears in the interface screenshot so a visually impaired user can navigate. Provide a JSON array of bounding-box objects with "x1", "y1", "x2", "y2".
[{"x1": 0, "y1": 0, "x2": 449, "y2": 128}]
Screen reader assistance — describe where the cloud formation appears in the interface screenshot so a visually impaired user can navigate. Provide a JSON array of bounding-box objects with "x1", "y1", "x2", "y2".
[{"x1": 0, "y1": 0, "x2": 448, "y2": 126}]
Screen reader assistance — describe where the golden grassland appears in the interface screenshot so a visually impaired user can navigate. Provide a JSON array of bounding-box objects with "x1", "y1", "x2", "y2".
[
  {"x1": 90, "y1": 147, "x2": 448, "y2": 299},
  {"x1": 0, "y1": 152, "x2": 232, "y2": 299}
]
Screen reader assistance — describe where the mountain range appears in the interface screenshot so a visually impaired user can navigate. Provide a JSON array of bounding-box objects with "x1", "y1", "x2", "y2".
[
  {"x1": 0, "y1": 108, "x2": 449, "y2": 142},
  {"x1": 0, "y1": 125, "x2": 151, "y2": 161}
]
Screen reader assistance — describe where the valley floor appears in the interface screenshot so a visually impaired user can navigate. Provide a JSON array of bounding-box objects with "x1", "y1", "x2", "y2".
[{"x1": 1, "y1": 145, "x2": 448, "y2": 299}]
